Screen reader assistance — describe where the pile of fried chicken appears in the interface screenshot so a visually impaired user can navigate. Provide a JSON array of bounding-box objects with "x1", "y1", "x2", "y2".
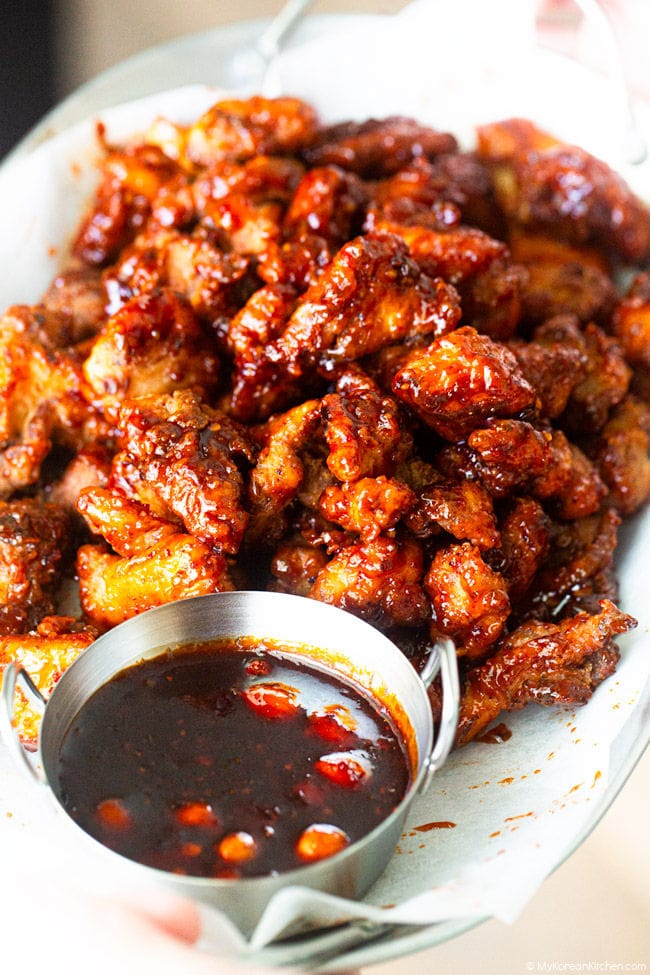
[{"x1": 1, "y1": 96, "x2": 648, "y2": 747}]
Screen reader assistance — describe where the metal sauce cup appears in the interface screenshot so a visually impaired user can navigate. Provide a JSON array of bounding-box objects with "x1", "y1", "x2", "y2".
[{"x1": 1, "y1": 590, "x2": 459, "y2": 936}]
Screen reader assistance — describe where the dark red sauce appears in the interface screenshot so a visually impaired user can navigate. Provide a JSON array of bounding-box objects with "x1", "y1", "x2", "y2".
[{"x1": 54, "y1": 638, "x2": 410, "y2": 879}]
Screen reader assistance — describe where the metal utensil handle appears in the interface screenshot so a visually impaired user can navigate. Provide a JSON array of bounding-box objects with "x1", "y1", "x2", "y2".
[
  {"x1": 255, "y1": 0, "x2": 314, "y2": 62},
  {"x1": 419, "y1": 637, "x2": 460, "y2": 795},
  {"x1": 0, "y1": 663, "x2": 47, "y2": 784}
]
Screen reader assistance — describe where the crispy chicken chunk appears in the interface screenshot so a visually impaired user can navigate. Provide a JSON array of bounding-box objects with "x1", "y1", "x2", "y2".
[
  {"x1": 309, "y1": 534, "x2": 430, "y2": 628},
  {"x1": 591, "y1": 396, "x2": 650, "y2": 515},
  {"x1": 0, "y1": 308, "x2": 92, "y2": 495},
  {"x1": 0, "y1": 616, "x2": 97, "y2": 746},
  {"x1": 41, "y1": 268, "x2": 107, "y2": 342},
  {"x1": 491, "y1": 497, "x2": 550, "y2": 599},
  {"x1": 84, "y1": 289, "x2": 219, "y2": 417},
  {"x1": 0, "y1": 500, "x2": 73, "y2": 635},
  {"x1": 457, "y1": 600, "x2": 635, "y2": 744},
  {"x1": 319, "y1": 476, "x2": 416, "y2": 541},
  {"x1": 186, "y1": 96, "x2": 319, "y2": 166},
  {"x1": 424, "y1": 542, "x2": 510, "y2": 659},
  {"x1": 611, "y1": 273, "x2": 650, "y2": 385},
  {"x1": 376, "y1": 220, "x2": 525, "y2": 339},
  {"x1": 405, "y1": 477, "x2": 499, "y2": 550},
  {"x1": 392, "y1": 326, "x2": 536, "y2": 440},
  {"x1": 114, "y1": 390, "x2": 255, "y2": 554},
  {"x1": 508, "y1": 231, "x2": 616, "y2": 324},
  {"x1": 302, "y1": 116, "x2": 457, "y2": 177},
  {"x1": 321, "y1": 369, "x2": 412, "y2": 482},
  {"x1": 74, "y1": 143, "x2": 181, "y2": 266},
  {"x1": 271, "y1": 232, "x2": 461, "y2": 376},
  {"x1": 247, "y1": 399, "x2": 323, "y2": 545},
  {"x1": 478, "y1": 117, "x2": 650, "y2": 264},
  {"x1": 76, "y1": 487, "x2": 233, "y2": 625}
]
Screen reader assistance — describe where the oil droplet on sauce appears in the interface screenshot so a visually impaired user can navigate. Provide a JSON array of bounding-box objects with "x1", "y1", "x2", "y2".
[{"x1": 476, "y1": 722, "x2": 512, "y2": 744}]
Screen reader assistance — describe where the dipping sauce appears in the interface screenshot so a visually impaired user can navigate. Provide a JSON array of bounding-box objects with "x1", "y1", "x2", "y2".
[{"x1": 54, "y1": 638, "x2": 410, "y2": 878}]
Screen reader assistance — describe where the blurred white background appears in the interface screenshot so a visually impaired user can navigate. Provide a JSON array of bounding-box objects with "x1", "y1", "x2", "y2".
[{"x1": 6, "y1": 1, "x2": 650, "y2": 971}]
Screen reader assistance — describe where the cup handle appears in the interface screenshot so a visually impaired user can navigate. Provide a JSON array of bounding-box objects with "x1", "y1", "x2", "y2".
[
  {"x1": 418, "y1": 637, "x2": 460, "y2": 795},
  {"x1": 0, "y1": 663, "x2": 47, "y2": 784}
]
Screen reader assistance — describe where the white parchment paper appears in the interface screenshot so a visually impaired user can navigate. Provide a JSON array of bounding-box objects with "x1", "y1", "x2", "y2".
[{"x1": 0, "y1": 3, "x2": 648, "y2": 964}]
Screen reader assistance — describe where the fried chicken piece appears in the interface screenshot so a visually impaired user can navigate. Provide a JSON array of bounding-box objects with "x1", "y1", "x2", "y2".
[
  {"x1": 405, "y1": 477, "x2": 499, "y2": 550},
  {"x1": 269, "y1": 539, "x2": 329, "y2": 597},
  {"x1": 247, "y1": 398, "x2": 322, "y2": 545},
  {"x1": 102, "y1": 228, "x2": 171, "y2": 311},
  {"x1": 164, "y1": 232, "x2": 252, "y2": 327},
  {"x1": 186, "y1": 96, "x2": 319, "y2": 166},
  {"x1": 467, "y1": 420, "x2": 552, "y2": 496},
  {"x1": 477, "y1": 118, "x2": 650, "y2": 264},
  {"x1": 0, "y1": 308, "x2": 92, "y2": 495},
  {"x1": 318, "y1": 476, "x2": 416, "y2": 541},
  {"x1": 376, "y1": 220, "x2": 525, "y2": 340},
  {"x1": 591, "y1": 396, "x2": 650, "y2": 515},
  {"x1": 83, "y1": 289, "x2": 219, "y2": 418},
  {"x1": 392, "y1": 326, "x2": 536, "y2": 440},
  {"x1": 272, "y1": 232, "x2": 461, "y2": 376},
  {"x1": 424, "y1": 542, "x2": 510, "y2": 659},
  {"x1": 77, "y1": 535, "x2": 232, "y2": 628},
  {"x1": 77, "y1": 488, "x2": 181, "y2": 557},
  {"x1": 528, "y1": 508, "x2": 621, "y2": 618},
  {"x1": 508, "y1": 331, "x2": 588, "y2": 419},
  {"x1": 508, "y1": 230, "x2": 616, "y2": 324},
  {"x1": 456, "y1": 599, "x2": 636, "y2": 744},
  {"x1": 193, "y1": 156, "x2": 305, "y2": 256},
  {"x1": 611, "y1": 273, "x2": 650, "y2": 378},
  {"x1": 74, "y1": 143, "x2": 181, "y2": 266},
  {"x1": 103, "y1": 226, "x2": 251, "y2": 324},
  {"x1": 227, "y1": 283, "x2": 297, "y2": 361},
  {"x1": 257, "y1": 232, "x2": 333, "y2": 291},
  {"x1": 302, "y1": 117, "x2": 457, "y2": 177},
  {"x1": 365, "y1": 156, "x2": 462, "y2": 232},
  {"x1": 535, "y1": 317, "x2": 631, "y2": 436},
  {"x1": 77, "y1": 479, "x2": 236, "y2": 622},
  {"x1": 227, "y1": 284, "x2": 302, "y2": 422},
  {"x1": 309, "y1": 534, "x2": 430, "y2": 628},
  {"x1": 115, "y1": 390, "x2": 255, "y2": 554},
  {"x1": 491, "y1": 497, "x2": 550, "y2": 599},
  {"x1": 283, "y1": 165, "x2": 368, "y2": 249},
  {"x1": 321, "y1": 368, "x2": 412, "y2": 482},
  {"x1": 533, "y1": 432, "x2": 606, "y2": 520},
  {"x1": 47, "y1": 444, "x2": 113, "y2": 513},
  {"x1": 0, "y1": 616, "x2": 97, "y2": 747},
  {"x1": 41, "y1": 268, "x2": 107, "y2": 342},
  {"x1": 0, "y1": 500, "x2": 73, "y2": 635}
]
